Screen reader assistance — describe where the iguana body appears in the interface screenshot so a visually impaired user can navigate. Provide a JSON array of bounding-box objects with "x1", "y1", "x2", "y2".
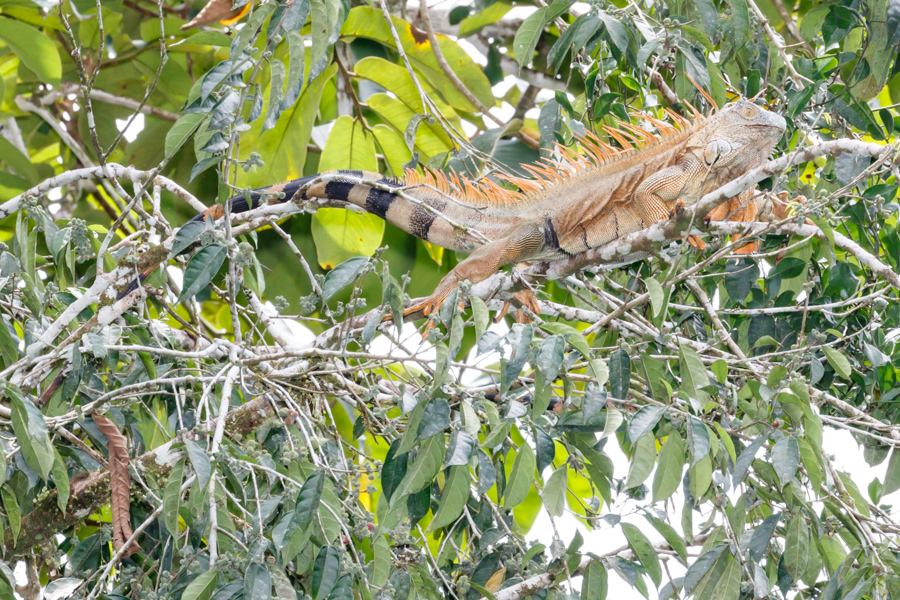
[{"x1": 127, "y1": 101, "x2": 786, "y2": 318}]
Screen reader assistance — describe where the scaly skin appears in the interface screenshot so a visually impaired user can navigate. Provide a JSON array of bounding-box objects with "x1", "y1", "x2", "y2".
[{"x1": 120, "y1": 101, "x2": 788, "y2": 321}]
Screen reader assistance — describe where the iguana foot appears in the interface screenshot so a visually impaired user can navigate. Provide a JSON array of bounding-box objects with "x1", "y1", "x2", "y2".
[
  {"x1": 668, "y1": 200, "x2": 686, "y2": 220},
  {"x1": 667, "y1": 201, "x2": 706, "y2": 250},
  {"x1": 686, "y1": 235, "x2": 706, "y2": 250},
  {"x1": 494, "y1": 289, "x2": 541, "y2": 324},
  {"x1": 732, "y1": 240, "x2": 759, "y2": 254}
]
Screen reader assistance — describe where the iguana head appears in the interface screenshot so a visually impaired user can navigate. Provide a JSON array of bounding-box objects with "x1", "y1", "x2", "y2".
[{"x1": 690, "y1": 100, "x2": 786, "y2": 186}]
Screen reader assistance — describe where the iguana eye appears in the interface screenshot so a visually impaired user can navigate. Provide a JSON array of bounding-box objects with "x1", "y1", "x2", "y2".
[{"x1": 744, "y1": 105, "x2": 756, "y2": 117}]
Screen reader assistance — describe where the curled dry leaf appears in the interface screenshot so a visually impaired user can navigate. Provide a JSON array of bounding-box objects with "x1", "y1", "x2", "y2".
[{"x1": 92, "y1": 411, "x2": 140, "y2": 558}]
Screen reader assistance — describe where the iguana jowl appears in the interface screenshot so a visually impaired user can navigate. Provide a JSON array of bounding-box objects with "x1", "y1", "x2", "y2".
[{"x1": 127, "y1": 100, "x2": 786, "y2": 319}]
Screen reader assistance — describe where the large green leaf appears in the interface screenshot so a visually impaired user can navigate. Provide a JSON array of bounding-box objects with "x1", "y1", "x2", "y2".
[
  {"x1": 177, "y1": 243, "x2": 228, "y2": 303},
  {"x1": 0, "y1": 17, "x2": 60, "y2": 86},
  {"x1": 622, "y1": 522, "x2": 662, "y2": 587},
  {"x1": 366, "y1": 93, "x2": 453, "y2": 159},
  {"x1": 182, "y1": 571, "x2": 219, "y2": 600},
  {"x1": 652, "y1": 431, "x2": 684, "y2": 502},
  {"x1": 504, "y1": 443, "x2": 536, "y2": 509},
  {"x1": 341, "y1": 6, "x2": 493, "y2": 112},
  {"x1": 542, "y1": 466, "x2": 567, "y2": 517},
  {"x1": 513, "y1": 7, "x2": 548, "y2": 68},
  {"x1": 354, "y1": 57, "x2": 458, "y2": 122},
  {"x1": 390, "y1": 434, "x2": 443, "y2": 507},
  {"x1": 9, "y1": 388, "x2": 54, "y2": 481},
  {"x1": 311, "y1": 115, "x2": 384, "y2": 269},
  {"x1": 236, "y1": 63, "x2": 336, "y2": 189},
  {"x1": 428, "y1": 465, "x2": 469, "y2": 531}
]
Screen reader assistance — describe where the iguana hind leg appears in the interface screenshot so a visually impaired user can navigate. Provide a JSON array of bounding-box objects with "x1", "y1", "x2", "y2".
[{"x1": 403, "y1": 223, "x2": 546, "y2": 319}]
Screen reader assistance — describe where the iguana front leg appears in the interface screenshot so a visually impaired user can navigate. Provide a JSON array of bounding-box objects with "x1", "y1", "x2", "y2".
[
  {"x1": 632, "y1": 158, "x2": 707, "y2": 248},
  {"x1": 403, "y1": 222, "x2": 546, "y2": 319}
]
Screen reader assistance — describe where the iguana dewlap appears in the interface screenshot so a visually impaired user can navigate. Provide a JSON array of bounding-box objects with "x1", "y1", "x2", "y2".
[{"x1": 125, "y1": 101, "x2": 787, "y2": 320}]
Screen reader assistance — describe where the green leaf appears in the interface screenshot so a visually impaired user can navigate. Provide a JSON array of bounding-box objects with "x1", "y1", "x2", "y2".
[
  {"x1": 458, "y1": 1, "x2": 514, "y2": 37},
  {"x1": 503, "y1": 323, "x2": 533, "y2": 392},
  {"x1": 312, "y1": 546, "x2": 341, "y2": 600},
  {"x1": 624, "y1": 434, "x2": 656, "y2": 488},
  {"x1": 245, "y1": 563, "x2": 272, "y2": 600},
  {"x1": 504, "y1": 443, "x2": 536, "y2": 509},
  {"x1": 263, "y1": 59, "x2": 286, "y2": 132},
  {"x1": 291, "y1": 470, "x2": 324, "y2": 531},
  {"x1": 321, "y1": 256, "x2": 370, "y2": 303},
  {"x1": 689, "y1": 455, "x2": 713, "y2": 499},
  {"x1": 727, "y1": 0, "x2": 750, "y2": 47},
  {"x1": 0, "y1": 137, "x2": 37, "y2": 184},
  {"x1": 177, "y1": 243, "x2": 228, "y2": 304},
  {"x1": 784, "y1": 516, "x2": 810, "y2": 581},
  {"x1": 428, "y1": 465, "x2": 470, "y2": 531},
  {"x1": 310, "y1": 0, "x2": 339, "y2": 82},
  {"x1": 168, "y1": 220, "x2": 208, "y2": 259},
  {"x1": 0, "y1": 316, "x2": 18, "y2": 369},
  {"x1": 823, "y1": 346, "x2": 852, "y2": 380},
  {"x1": 608, "y1": 349, "x2": 631, "y2": 400},
  {"x1": 771, "y1": 436, "x2": 800, "y2": 488},
  {"x1": 733, "y1": 435, "x2": 766, "y2": 484},
  {"x1": 513, "y1": 7, "x2": 548, "y2": 67},
  {"x1": 627, "y1": 405, "x2": 665, "y2": 444},
  {"x1": 580, "y1": 560, "x2": 608, "y2": 600},
  {"x1": 652, "y1": 431, "x2": 684, "y2": 502},
  {"x1": 536, "y1": 335, "x2": 566, "y2": 383},
  {"x1": 748, "y1": 512, "x2": 780, "y2": 562},
  {"x1": 390, "y1": 434, "x2": 443, "y2": 507},
  {"x1": 182, "y1": 571, "x2": 219, "y2": 600},
  {"x1": 311, "y1": 208, "x2": 385, "y2": 271},
  {"x1": 236, "y1": 63, "x2": 334, "y2": 189},
  {"x1": 381, "y1": 442, "x2": 408, "y2": 503},
  {"x1": 183, "y1": 438, "x2": 211, "y2": 491},
  {"x1": 471, "y1": 296, "x2": 489, "y2": 343},
  {"x1": 645, "y1": 516, "x2": 688, "y2": 564},
  {"x1": 354, "y1": 57, "x2": 457, "y2": 119},
  {"x1": 622, "y1": 523, "x2": 662, "y2": 587},
  {"x1": 884, "y1": 449, "x2": 900, "y2": 495},
  {"x1": 165, "y1": 114, "x2": 206, "y2": 159},
  {"x1": 542, "y1": 466, "x2": 567, "y2": 517},
  {"x1": 686, "y1": 416, "x2": 711, "y2": 465},
  {"x1": 711, "y1": 359, "x2": 727, "y2": 384},
  {"x1": 52, "y1": 448, "x2": 69, "y2": 513},
  {"x1": 718, "y1": 553, "x2": 742, "y2": 600},
  {"x1": 646, "y1": 277, "x2": 665, "y2": 317},
  {"x1": 418, "y1": 399, "x2": 450, "y2": 439},
  {"x1": 327, "y1": 574, "x2": 353, "y2": 600},
  {"x1": 0, "y1": 17, "x2": 60, "y2": 86},
  {"x1": 679, "y1": 345, "x2": 710, "y2": 402},
  {"x1": 342, "y1": 7, "x2": 493, "y2": 111},
  {"x1": 163, "y1": 460, "x2": 185, "y2": 538},
  {"x1": 9, "y1": 388, "x2": 54, "y2": 480},
  {"x1": 1, "y1": 485, "x2": 20, "y2": 544},
  {"x1": 371, "y1": 536, "x2": 391, "y2": 587},
  {"x1": 684, "y1": 546, "x2": 726, "y2": 594},
  {"x1": 444, "y1": 431, "x2": 476, "y2": 467},
  {"x1": 373, "y1": 124, "x2": 413, "y2": 178}
]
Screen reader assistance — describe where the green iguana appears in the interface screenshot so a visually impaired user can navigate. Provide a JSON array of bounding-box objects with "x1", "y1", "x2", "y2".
[{"x1": 122, "y1": 100, "x2": 788, "y2": 320}]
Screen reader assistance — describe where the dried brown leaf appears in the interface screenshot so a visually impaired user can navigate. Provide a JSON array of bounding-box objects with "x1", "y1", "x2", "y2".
[{"x1": 92, "y1": 411, "x2": 140, "y2": 558}]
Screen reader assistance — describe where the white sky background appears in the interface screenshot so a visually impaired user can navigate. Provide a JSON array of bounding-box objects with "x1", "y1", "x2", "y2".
[{"x1": 86, "y1": 5, "x2": 896, "y2": 599}]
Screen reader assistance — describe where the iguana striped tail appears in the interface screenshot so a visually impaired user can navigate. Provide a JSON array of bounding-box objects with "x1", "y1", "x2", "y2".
[{"x1": 117, "y1": 169, "x2": 498, "y2": 300}]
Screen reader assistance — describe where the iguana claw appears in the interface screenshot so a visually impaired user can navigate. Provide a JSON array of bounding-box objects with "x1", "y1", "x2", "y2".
[{"x1": 494, "y1": 289, "x2": 541, "y2": 324}]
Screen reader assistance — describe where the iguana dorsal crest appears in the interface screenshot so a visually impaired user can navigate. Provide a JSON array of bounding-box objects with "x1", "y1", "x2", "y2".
[{"x1": 402, "y1": 109, "x2": 701, "y2": 209}]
